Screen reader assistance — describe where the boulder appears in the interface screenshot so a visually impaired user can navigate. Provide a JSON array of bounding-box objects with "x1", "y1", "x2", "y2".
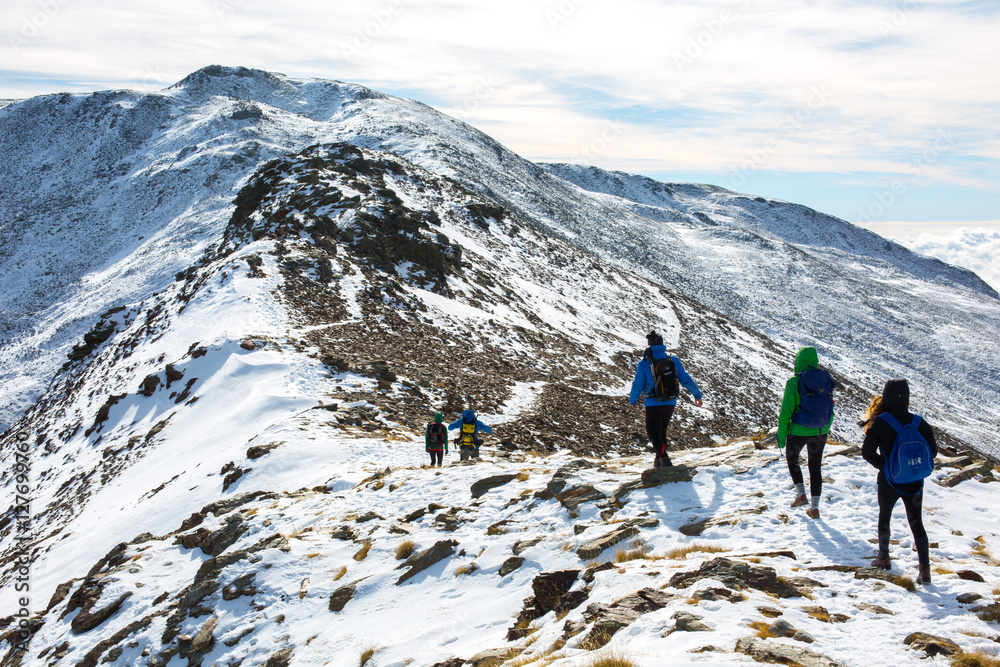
[
  {"x1": 856, "y1": 602, "x2": 893, "y2": 615},
  {"x1": 937, "y1": 463, "x2": 990, "y2": 487},
  {"x1": 329, "y1": 583, "x2": 357, "y2": 612},
  {"x1": 246, "y1": 443, "x2": 281, "y2": 459},
  {"x1": 576, "y1": 524, "x2": 638, "y2": 560},
  {"x1": 396, "y1": 540, "x2": 458, "y2": 585},
  {"x1": 903, "y1": 632, "x2": 962, "y2": 657},
  {"x1": 668, "y1": 558, "x2": 804, "y2": 598},
  {"x1": 469, "y1": 648, "x2": 523, "y2": 667},
  {"x1": 512, "y1": 536, "x2": 544, "y2": 555},
  {"x1": 768, "y1": 618, "x2": 796, "y2": 637},
  {"x1": 641, "y1": 465, "x2": 696, "y2": 487},
  {"x1": 470, "y1": 474, "x2": 517, "y2": 499},
  {"x1": 957, "y1": 569, "x2": 986, "y2": 583},
  {"x1": 538, "y1": 459, "x2": 598, "y2": 498},
  {"x1": 581, "y1": 588, "x2": 678, "y2": 647},
  {"x1": 668, "y1": 611, "x2": 712, "y2": 634},
  {"x1": 957, "y1": 592, "x2": 983, "y2": 604},
  {"x1": 680, "y1": 505, "x2": 768, "y2": 537},
  {"x1": 691, "y1": 587, "x2": 741, "y2": 603},
  {"x1": 736, "y1": 637, "x2": 847, "y2": 667},
  {"x1": 499, "y1": 557, "x2": 524, "y2": 577},
  {"x1": 71, "y1": 591, "x2": 132, "y2": 634},
  {"x1": 556, "y1": 484, "x2": 606, "y2": 511}
]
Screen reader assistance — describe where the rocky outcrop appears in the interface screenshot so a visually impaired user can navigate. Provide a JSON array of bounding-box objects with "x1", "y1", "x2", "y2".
[
  {"x1": 329, "y1": 582, "x2": 358, "y2": 612},
  {"x1": 665, "y1": 611, "x2": 713, "y2": 635},
  {"x1": 470, "y1": 474, "x2": 517, "y2": 499},
  {"x1": 640, "y1": 465, "x2": 697, "y2": 487},
  {"x1": 736, "y1": 637, "x2": 846, "y2": 667},
  {"x1": 556, "y1": 484, "x2": 606, "y2": 511},
  {"x1": 508, "y1": 570, "x2": 584, "y2": 639},
  {"x1": 396, "y1": 540, "x2": 458, "y2": 585},
  {"x1": 668, "y1": 558, "x2": 805, "y2": 598},
  {"x1": 679, "y1": 505, "x2": 768, "y2": 536},
  {"x1": 580, "y1": 587, "x2": 678, "y2": 648},
  {"x1": 576, "y1": 516, "x2": 659, "y2": 560},
  {"x1": 499, "y1": 557, "x2": 524, "y2": 577},
  {"x1": 468, "y1": 648, "x2": 524, "y2": 666},
  {"x1": 903, "y1": 632, "x2": 962, "y2": 657},
  {"x1": 537, "y1": 460, "x2": 598, "y2": 499}
]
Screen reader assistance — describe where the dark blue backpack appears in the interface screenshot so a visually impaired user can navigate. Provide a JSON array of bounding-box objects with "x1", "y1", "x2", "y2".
[
  {"x1": 792, "y1": 368, "x2": 835, "y2": 428},
  {"x1": 881, "y1": 414, "x2": 934, "y2": 485}
]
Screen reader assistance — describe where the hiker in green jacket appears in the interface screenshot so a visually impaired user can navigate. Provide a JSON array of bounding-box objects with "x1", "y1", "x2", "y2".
[{"x1": 777, "y1": 347, "x2": 836, "y2": 519}]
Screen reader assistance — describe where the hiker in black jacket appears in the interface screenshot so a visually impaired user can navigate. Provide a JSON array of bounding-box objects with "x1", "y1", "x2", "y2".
[{"x1": 861, "y1": 378, "x2": 937, "y2": 584}]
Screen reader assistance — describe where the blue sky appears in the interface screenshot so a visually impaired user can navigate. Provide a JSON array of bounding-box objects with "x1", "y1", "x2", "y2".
[{"x1": 1, "y1": 0, "x2": 997, "y2": 232}]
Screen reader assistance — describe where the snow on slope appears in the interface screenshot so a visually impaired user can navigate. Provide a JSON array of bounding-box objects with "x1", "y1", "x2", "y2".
[{"x1": 3, "y1": 66, "x2": 999, "y2": 460}]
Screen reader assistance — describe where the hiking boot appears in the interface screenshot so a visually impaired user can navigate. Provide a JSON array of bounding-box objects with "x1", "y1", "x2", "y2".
[
  {"x1": 790, "y1": 494, "x2": 808, "y2": 508},
  {"x1": 805, "y1": 507, "x2": 820, "y2": 519},
  {"x1": 653, "y1": 457, "x2": 661, "y2": 468},
  {"x1": 917, "y1": 565, "x2": 932, "y2": 585},
  {"x1": 872, "y1": 552, "x2": 891, "y2": 570}
]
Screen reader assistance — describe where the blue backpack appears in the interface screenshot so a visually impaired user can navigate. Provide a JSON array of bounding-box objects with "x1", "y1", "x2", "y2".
[
  {"x1": 881, "y1": 414, "x2": 934, "y2": 485},
  {"x1": 792, "y1": 368, "x2": 835, "y2": 428}
]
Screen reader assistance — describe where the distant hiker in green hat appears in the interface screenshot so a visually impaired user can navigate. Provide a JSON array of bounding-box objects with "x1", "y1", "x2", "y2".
[
  {"x1": 777, "y1": 346, "x2": 836, "y2": 519},
  {"x1": 425, "y1": 412, "x2": 448, "y2": 466}
]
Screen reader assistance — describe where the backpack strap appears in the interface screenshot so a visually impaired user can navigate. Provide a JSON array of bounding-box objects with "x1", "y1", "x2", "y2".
[{"x1": 879, "y1": 412, "x2": 903, "y2": 432}]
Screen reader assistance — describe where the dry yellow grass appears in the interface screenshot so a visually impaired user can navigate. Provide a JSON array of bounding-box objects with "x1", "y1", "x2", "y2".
[
  {"x1": 951, "y1": 650, "x2": 1000, "y2": 667},
  {"x1": 748, "y1": 621, "x2": 777, "y2": 639},
  {"x1": 333, "y1": 566, "x2": 348, "y2": 581},
  {"x1": 353, "y1": 540, "x2": 373, "y2": 562},
  {"x1": 395, "y1": 539, "x2": 415, "y2": 560},
  {"x1": 359, "y1": 645, "x2": 377, "y2": 667},
  {"x1": 665, "y1": 543, "x2": 728, "y2": 560},
  {"x1": 615, "y1": 540, "x2": 652, "y2": 563},
  {"x1": 304, "y1": 552, "x2": 322, "y2": 560},
  {"x1": 583, "y1": 649, "x2": 638, "y2": 667},
  {"x1": 517, "y1": 472, "x2": 530, "y2": 482}
]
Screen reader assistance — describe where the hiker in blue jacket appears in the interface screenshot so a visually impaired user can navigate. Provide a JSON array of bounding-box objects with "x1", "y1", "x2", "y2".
[
  {"x1": 629, "y1": 331, "x2": 703, "y2": 468},
  {"x1": 449, "y1": 409, "x2": 492, "y2": 461},
  {"x1": 861, "y1": 378, "x2": 937, "y2": 584}
]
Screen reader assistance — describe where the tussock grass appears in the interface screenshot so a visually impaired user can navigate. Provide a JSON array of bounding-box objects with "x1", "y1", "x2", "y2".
[
  {"x1": 333, "y1": 566, "x2": 348, "y2": 581},
  {"x1": 975, "y1": 604, "x2": 1000, "y2": 624},
  {"x1": 517, "y1": 471, "x2": 530, "y2": 482},
  {"x1": 304, "y1": 552, "x2": 322, "y2": 560},
  {"x1": 892, "y1": 574, "x2": 917, "y2": 592},
  {"x1": 583, "y1": 649, "x2": 638, "y2": 667},
  {"x1": 359, "y1": 645, "x2": 378, "y2": 667},
  {"x1": 952, "y1": 650, "x2": 1000, "y2": 667},
  {"x1": 665, "y1": 543, "x2": 728, "y2": 560},
  {"x1": 454, "y1": 564, "x2": 474, "y2": 576},
  {"x1": 933, "y1": 565, "x2": 955, "y2": 575},
  {"x1": 395, "y1": 539, "x2": 415, "y2": 560},
  {"x1": 615, "y1": 539, "x2": 652, "y2": 563},
  {"x1": 353, "y1": 540, "x2": 373, "y2": 562},
  {"x1": 748, "y1": 621, "x2": 776, "y2": 639}
]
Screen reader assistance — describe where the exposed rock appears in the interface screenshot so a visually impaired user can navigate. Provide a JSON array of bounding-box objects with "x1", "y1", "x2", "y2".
[
  {"x1": 856, "y1": 603, "x2": 894, "y2": 615},
  {"x1": 46, "y1": 578, "x2": 79, "y2": 612},
  {"x1": 330, "y1": 526, "x2": 358, "y2": 541},
  {"x1": 668, "y1": 557, "x2": 804, "y2": 598},
  {"x1": 957, "y1": 569, "x2": 986, "y2": 583},
  {"x1": 957, "y1": 592, "x2": 983, "y2": 604},
  {"x1": 430, "y1": 660, "x2": 465, "y2": 667},
  {"x1": 329, "y1": 583, "x2": 358, "y2": 612},
  {"x1": 680, "y1": 505, "x2": 768, "y2": 537},
  {"x1": 562, "y1": 618, "x2": 587, "y2": 639},
  {"x1": 71, "y1": 591, "x2": 132, "y2": 634},
  {"x1": 404, "y1": 507, "x2": 429, "y2": 523},
  {"x1": 140, "y1": 374, "x2": 161, "y2": 396},
  {"x1": 247, "y1": 443, "x2": 281, "y2": 459},
  {"x1": 468, "y1": 648, "x2": 523, "y2": 666},
  {"x1": 641, "y1": 465, "x2": 697, "y2": 487},
  {"x1": 556, "y1": 484, "x2": 606, "y2": 511},
  {"x1": 793, "y1": 630, "x2": 816, "y2": 643},
  {"x1": 264, "y1": 648, "x2": 293, "y2": 667},
  {"x1": 576, "y1": 524, "x2": 638, "y2": 560},
  {"x1": 736, "y1": 637, "x2": 847, "y2": 667},
  {"x1": 176, "y1": 514, "x2": 248, "y2": 557},
  {"x1": 508, "y1": 570, "x2": 583, "y2": 639},
  {"x1": 854, "y1": 567, "x2": 913, "y2": 588},
  {"x1": 768, "y1": 618, "x2": 796, "y2": 637},
  {"x1": 581, "y1": 561, "x2": 615, "y2": 583},
  {"x1": 433, "y1": 507, "x2": 465, "y2": 532},
  {"x1": 470, "y1": 474, "x2": 517, "y2": 499},
  {"x1": 758, "y1": 606, "x2": 783, "y2": 618},
  {"x1": 512, "y1": 536, "x2": 544, "y2": 555},
  {"x1": 573, "y1": 522, "x2": 594, "y2": 535},
  {"x1": 581, "y1": 587, "x2": 678, "y2": 648},
  {"x1": 538, "y1": 459, "x2": 598, "y2": 499},
  {"x1": 802, "y1": 605, "x2": 848, "y2": 623},
  {"x1": 937, "y1": 463, "x2": 990, "y2": 487},
  {"x1": 356, "y1": 511, "x2": 384, "y2": 523},
  {"x1": 692, "y1": 587, "x2": 742, "y2": 603},
  {"x1": 668, "y1": 611, "x2": 712, "y2": 634},
  {"x1": 190, "y1": 616, "x2": 217, "y2": 653},
  {"x1": 396, "y1": 540, "x2": 458, "y2": 585},
  {"x1": 903, "y1": 632, "x2": 962, "y2": 657},
  {"x1": 499, "y1": 557, "x2": 524, "y2": 577},
  {"x1": 222, "y1": 573, "x2": 257, "y2": 601}
]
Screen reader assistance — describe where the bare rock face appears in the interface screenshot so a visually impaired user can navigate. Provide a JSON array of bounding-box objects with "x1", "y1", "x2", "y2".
[
  {"x1": 668, "y1": 557, "x2": 804, "y2": 598},
  {"x1": 666, "y1": 611, "x2": 713, "y2": 634},
  {"x1": 576, "y1": 517, "x2": 659, "y2": 560},
  {"x1": 396, "y1": 540, "x2": 459, "y2": 585},
  {"x1": 470, "y1": 474, "x2": 518, "y2": 499},
  {"x1": 581, "y1": 588, "x2": 679, "y2": 648},
  {"x1": 680, "y1": 505, "x2": 768, "y2": 537},
  {"x1": 640, "y1": 465, "x2": 697, "y2": 487},
  {"x1": 903, "y1": 632, "x2": 962, "y2": 657},
  {"x1": 499, "y1": 557, "x2": 525, "y2": 577},
  {"x1": 556, "y1": 484, "x2": 606, "y2": 511},
  {"x1": 468, "y1": 648, "x2": 523, "y2": 666},
  {"x1": 508, "y1": 570, "x2": 584, "y2": 640},
  {"x1": 735, "y1": 637, "x2": 847, "y2": 667}
]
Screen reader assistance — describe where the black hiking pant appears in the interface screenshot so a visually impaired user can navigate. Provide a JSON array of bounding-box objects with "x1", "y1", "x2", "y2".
[
  {"x1": 428, "y1": 450, "x2": 443, "y2": 466},
  {"x1": 645, "y1": 404, "x2": 676, "y2": 466},
  {"x1": 459, "y1": 446, "x2": 475, "y2": 461},
  {"x1": 877, "y1": 479, "x2": 929, "y2": 566},
  {"x1": 785, "y1": 434, "x2": 826, "y2": 497}
]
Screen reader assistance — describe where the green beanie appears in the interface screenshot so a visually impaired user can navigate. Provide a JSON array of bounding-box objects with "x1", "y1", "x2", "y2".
[{"x1": 434, "y1": 412, "x2": 444, "y2": 423}]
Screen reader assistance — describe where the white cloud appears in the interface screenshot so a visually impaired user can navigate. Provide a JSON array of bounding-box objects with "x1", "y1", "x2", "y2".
[{"x1": 891, "y1": 224, "x2": 1000, "y2": 293}]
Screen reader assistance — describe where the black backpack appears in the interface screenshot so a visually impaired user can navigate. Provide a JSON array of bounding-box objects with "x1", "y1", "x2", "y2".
[
  {"x1": 427, "y1": 423, "x2": 446, "y2": 447},
  {"x1": 649, "y1": 353, "x2": 679, "y2": 400}
]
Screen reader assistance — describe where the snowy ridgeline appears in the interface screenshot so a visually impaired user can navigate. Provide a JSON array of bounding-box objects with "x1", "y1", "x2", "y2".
[{"x1": 0, "y1": 65, "x2": 998, "y2": 454}]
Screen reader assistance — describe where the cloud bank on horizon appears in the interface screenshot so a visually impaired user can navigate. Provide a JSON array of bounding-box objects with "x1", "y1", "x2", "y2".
[
  {"x1": 1, "y1": 0, "x2": 998, "y2": 225},
  {"x1": 893, "y1": 226, "x2": 1000, "y2": 293}
]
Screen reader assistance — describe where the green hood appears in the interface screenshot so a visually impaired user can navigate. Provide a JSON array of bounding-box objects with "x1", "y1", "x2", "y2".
[
  {"x1": 434, "y1": 412, "x2": 444, "y2": 424},
  {"x1": 794, "y1": 347, "x2": 819, "y2": 373}
]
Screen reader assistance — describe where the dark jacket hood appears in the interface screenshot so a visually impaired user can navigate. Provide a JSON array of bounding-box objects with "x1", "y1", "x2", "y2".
[
  {"x1": 794, "y1": 347, "x2": 819, "y2": 373},
  {"x1": 881, "y1": 378, "x2": 910, "y2": 413}
]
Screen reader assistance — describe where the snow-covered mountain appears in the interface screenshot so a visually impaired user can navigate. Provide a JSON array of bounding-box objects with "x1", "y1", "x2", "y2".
[{"x1": 1, "y1": 66, "x2": 999, "y2": 667}]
